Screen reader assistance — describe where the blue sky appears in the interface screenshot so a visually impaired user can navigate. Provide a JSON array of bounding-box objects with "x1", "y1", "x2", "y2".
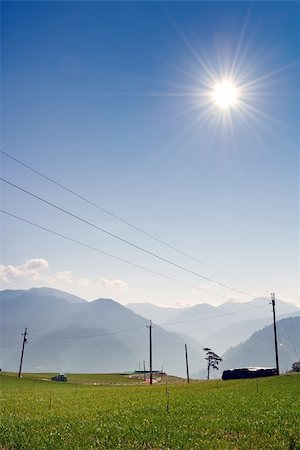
[{"x1": 1, "y1": 1, "x2": 299, "y2": 308}]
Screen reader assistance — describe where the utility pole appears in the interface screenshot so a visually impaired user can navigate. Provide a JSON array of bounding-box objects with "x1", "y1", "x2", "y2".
[
  {"x1": 143, "y1": 360, "x2": 146, "y2": 381},
  {"x1": 185, "y1": 344, "x2": 190, "y2": 383},
  {"x1": 147, "y1": 320, "x2": 153, "y2": 385},
  {"x1": 18, "y1": 327, "x2": 28, "y2": 378},
  {"x1": 271, "y1": 293, "x2": 280, "y2": 375}
]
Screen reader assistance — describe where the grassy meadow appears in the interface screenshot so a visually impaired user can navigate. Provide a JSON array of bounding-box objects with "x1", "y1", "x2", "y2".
[{"x1": 0, "y1": 372, "x2": 299, "y2": 449}]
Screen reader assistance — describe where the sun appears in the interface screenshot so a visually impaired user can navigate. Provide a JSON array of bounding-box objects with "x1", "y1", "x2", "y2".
[{"x1": 212, "y1": 80, "x2": 239, "y2": 110}]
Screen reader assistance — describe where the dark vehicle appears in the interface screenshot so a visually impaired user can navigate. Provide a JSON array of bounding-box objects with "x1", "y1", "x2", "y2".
[
  {"x1": 51, "y1": 373, "x2": 68, "y2": 382},
  {"x1": 222, "y1": 367, "x2": 276, "y2": 380}
]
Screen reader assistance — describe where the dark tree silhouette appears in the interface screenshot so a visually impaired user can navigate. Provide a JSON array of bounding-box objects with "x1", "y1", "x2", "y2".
[
  {"x1": 291, "y1": 361, "x2": 300, "y2": 372},
  {"x1": 203, "y1": 347, "x2": 222, "y2": 380}
]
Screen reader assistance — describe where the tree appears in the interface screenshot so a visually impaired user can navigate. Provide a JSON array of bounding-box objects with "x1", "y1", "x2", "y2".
[
  {"x1": 203, "y1": 347, "x2": 222, "y2": 380},
  {"x1": 291, "y1": 361, "x2": 300, "y2": 373}
]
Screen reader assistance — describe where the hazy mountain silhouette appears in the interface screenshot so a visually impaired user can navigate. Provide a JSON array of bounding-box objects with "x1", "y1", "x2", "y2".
[
  {"x1": 128, "y1": 298, "x2": 299, "y2": 352},
  {"x1": 29, "y1": 287, "x2": 87, "y2": 303},
  {"x1": 0, "y1": 288, "x2": 204, "y2": 376},
  {"x1": 0, "y1": 287, "x2": 87, "y2": 304}
]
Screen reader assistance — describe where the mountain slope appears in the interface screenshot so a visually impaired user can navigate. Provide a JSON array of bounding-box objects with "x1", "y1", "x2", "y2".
[
  {"x1": 193, "y1": 316, "x2": 300, "y2": 379},
  {"x1": 0, "y1": 289, "x2": 26, "y2": 302},
  {"x1": 28, "y1": 287, "x2": 87, "y2": 303},
  {"x1": 221, "y1": 316, "x2": 300, "y2": 373}
]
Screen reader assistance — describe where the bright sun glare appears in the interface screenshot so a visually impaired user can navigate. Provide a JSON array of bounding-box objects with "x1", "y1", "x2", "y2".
[{"x1": 212, "y1": 80, "x2": 239, "y2": 110}]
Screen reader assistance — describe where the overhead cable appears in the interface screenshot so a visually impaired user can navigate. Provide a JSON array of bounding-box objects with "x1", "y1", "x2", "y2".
[
  {"x1": 29, "y1": 325, "x2": 146, "y2": 339},
  {"x1": 27, "y1": 303, "x2": 269, "y2": 341},
  {"x1": 0, "y1": 178, "x2": 259, "y2": 298},
  {"x1": 0, "y1": 149, "x2": 265, "y2": 294},
  {"x1": 161, "y1": 303, "x2": 269, "y2": 326},
  {"x1": 0, "y1": 209, "x2": 230, "y2": 299}
]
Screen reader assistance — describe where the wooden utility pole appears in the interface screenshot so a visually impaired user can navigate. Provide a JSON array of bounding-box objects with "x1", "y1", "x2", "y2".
[
  {"x1": 143, "y1": 360, "x2": 146, "y2": 381},
  {"x1": 18, "y1": 327, "x2": 28, "y2": 378},
  {"x1": 147, "y1": 320, "x2": 153, "y2": 384},
  {"x1": 185, "y1": 344, "x2": 190, "y2": 383},
  {"x1": 271, "y1": 293, "x2": 280, "y2": 375}
]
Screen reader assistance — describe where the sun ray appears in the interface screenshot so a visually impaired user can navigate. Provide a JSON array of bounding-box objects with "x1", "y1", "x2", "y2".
[
  {"x1": 94, "y1": 90, "x2": 208, "y2": 98},
  {"x1": 160, "y1": 3, "x2": 219, "y2": 85},
  {"x1": 230, "y1": 2, "x2": 253, "y2": 79},
  {"x1": 239, "y1": 100, "x2": 298, "y2": 134},
  {"x1": 236, "y1": 107, "x2": 267, "y2": 147},
  {"x1": 154, "y1": 57, "x2": 207, "y2": 86},
  {"x1": 240, "y1": 60, "x2": 300, "y2": 90},
  {"x1": 93, "y1": 11, "x2": 298, "y2": 158}
]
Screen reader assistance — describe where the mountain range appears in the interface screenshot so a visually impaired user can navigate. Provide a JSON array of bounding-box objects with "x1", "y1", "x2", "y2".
[
  {"x1": 1, "y1": 288, "x2": 298, "y2": 377},
  {"x1": 0, "y1": 288, "x2": 204, "y2": 376},
  {"x1": 127, "y1": 299, "x2": 299, "y2": 354}
]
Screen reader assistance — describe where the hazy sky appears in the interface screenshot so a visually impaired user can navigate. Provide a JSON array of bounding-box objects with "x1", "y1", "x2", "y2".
[{"x1": 1, "y1": 1, "x2": 299, "y2": 307}]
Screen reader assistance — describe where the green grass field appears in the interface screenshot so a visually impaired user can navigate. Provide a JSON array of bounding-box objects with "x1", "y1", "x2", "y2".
[{"x1": 1, "y1": 372, "x2": 299, "y2": 449}]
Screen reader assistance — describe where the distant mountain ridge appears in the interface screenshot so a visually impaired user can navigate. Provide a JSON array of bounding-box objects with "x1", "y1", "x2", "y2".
[
  {"x1": 127, "y1": 298, "x2": 299, "y2": 353},
  {"x1": 0, "y1": 287, "x2": 87, "y2": 304},
  {"x1": 127, "y1": 298, "x2": 299, "y2": 325},
  {"x1": 0, "y1": 288, "x2": 205, "y2": 377}
]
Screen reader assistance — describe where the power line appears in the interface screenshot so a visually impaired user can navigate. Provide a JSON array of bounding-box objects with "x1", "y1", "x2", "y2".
[
  {"x1": 160, "y1": 303, "x2": 269, "y2": 326},
  {"x1": 0, "y1": 224, "x2": 275, "y2": 331},
  {"x1": 0, "y1": 149, "x2": 265, "y2": 295},
  {"x1": 29, "y1": 304, "x2": 269, "y2": 339},
  {"x1": 11, "y1": 306, "x2": 274, "y2": 352},
  {"x1": 29, "y1": 325, "x2": 146, "y2": 339},
  {"x1": 29, "y1": 333, "x2": 149, "y2": 350},
  {"x1": 176, "y1": 309, "x2": 272, "y2": 334},
  {"x1": 0, "y1": 177, "x2": 259, "y2": 298},
  {"x1": 0, "y1": 209, "x2": 231, "y2": 299}
]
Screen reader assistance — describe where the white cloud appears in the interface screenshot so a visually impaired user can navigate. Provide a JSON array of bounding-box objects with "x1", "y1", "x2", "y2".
[
  {"x1": 24, "y1": 259, "x2": 49, "y2": 270},
  {"x1": 55, "y1": 271, "x2": 73, "y2": 283},
  {"x1": 0, "y1": 259, "x2": 80, "y2": 288},
  {"x1": 99, "y1": 277, "x2": 128, "y2": 291},
  {"x1": 3, "y1": 258, "x2": 49, "y2": 281},
  {"x1": 0, "y1": 258, "x2": 129, "y2": 300},
  {"x1": 46, "y1": 272, "x2": 91, "y2": 289}
]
